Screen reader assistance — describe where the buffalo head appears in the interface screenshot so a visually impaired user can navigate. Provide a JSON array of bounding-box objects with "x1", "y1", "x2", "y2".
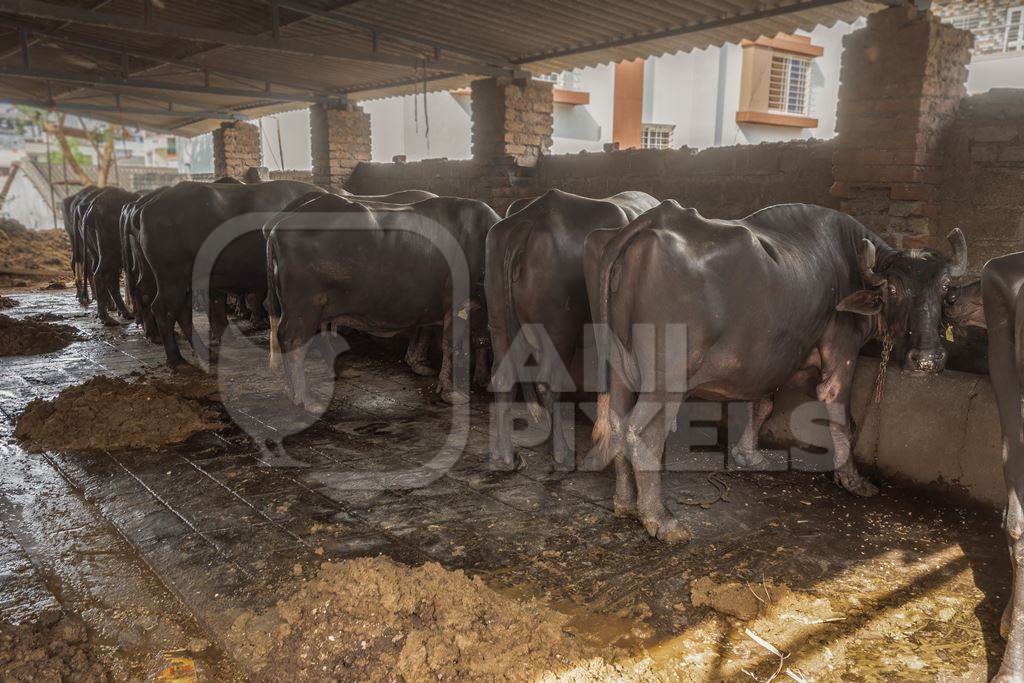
[{"x1": 837, "y1": 228, "x2": 968, "y2": 374}]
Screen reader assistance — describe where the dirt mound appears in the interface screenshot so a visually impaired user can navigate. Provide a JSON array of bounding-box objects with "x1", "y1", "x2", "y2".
[
  {"x1": 0, "y1": 295, "x2": 16, "y2": 309},
  {"x1": 0, "y1": 313, "x2": 81, "y2": 356},
  {"x1": 0, "y1": 227, "x2": 70, "y2": 283},
  {"x1": 0, "y1": 615, "x2": 108, "y2": 682},
  {"x1": 14, "y1": 375, "x2": 221, "y2": 453},
  {"x1": 226, "y1": 557, "x2": 654, "y2": 682}
]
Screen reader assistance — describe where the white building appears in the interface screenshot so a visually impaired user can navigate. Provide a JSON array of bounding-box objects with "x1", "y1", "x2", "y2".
[{"x1": 216, "y1": 4, "x2": 1024, "y2": 172}]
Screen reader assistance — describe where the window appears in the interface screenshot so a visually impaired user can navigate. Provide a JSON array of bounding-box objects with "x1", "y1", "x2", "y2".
[
  {"x1": 948, "y1": 14, "x2": 982, "y2": 31},
  {"x1": 1007, "y1": 7, "x2": 1024, "y2": 51},
  {"x1": 641, "y1": 123, "x2": 674, "y2": 150},
  {"x1": 768, "y1": 54, "x2": 811, "y2": 116},
  {"x1": 736, "y1": 33, "x2": 820, "y2": 128}
]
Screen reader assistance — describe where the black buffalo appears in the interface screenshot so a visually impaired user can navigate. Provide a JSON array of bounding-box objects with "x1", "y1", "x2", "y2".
[
  {"x1": 62, "y1": 186, "x2": 103, "y2": 305},
  {"x1": 484, "y1": 189, "x2": 659, "y2": 469},
  {"x1": 585, "y1": 201, "x2": 967, "y2": 542},
  {"x1": 81, "y1": 187, "x2": 139, "y2": 325},
  {"x1": 266, "y1": 192, "x2": 498, "y2": 409},
  {"x1": 139, "y1": 179, "x2": 321, "y2": 367},
  {"x1": 120, "y1": 186, "x2": 171, "y2": 341},
  {"x1": 943, "y1": 255, "x2": 1024, "y2": 683}
]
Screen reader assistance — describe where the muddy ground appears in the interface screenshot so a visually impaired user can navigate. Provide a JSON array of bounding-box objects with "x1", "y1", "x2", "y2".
[
  {"x1": 0, "y1": 289, "x2": 1009, "y2": 681},
  {"x1": 0, "y1": 615, "x2": 108, "y2": 682}
]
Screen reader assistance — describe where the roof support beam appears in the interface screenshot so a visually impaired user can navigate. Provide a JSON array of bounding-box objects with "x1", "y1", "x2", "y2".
[
  {"x1": 0, "y1": 0, "x2": 513, "y2": 76},
  {"x1": 0, "y1": 19, "x2": 335, "y2": 96},
  {"x1": 269, "y1": 0, "x2": 510, "y2": 66},
  {"x1": 0, "y1": 65, "x2": 321, "y2": 103},
  {"x1": 0, "y1": 96, "x2": 249, "y2": 120},
  {"x1": 512, "y1": 0, "x2": 855, "y2": 63}
]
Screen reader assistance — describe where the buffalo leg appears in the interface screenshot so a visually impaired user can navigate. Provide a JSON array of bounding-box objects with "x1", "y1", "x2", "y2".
[
  {"x1": 626, "y1": 392, "x2": 690, "y2": 543},
  {"x1": 488, "y1": 311, "x2": 516, "y2": 469},
  {"x1": 207, "y1": 291, "x2": 229, "y2": 364},
  {"x1": 112, "y1": 279, "x2": 132, "y2": 319},
  {"x1": 473, "y1": 346, "x2": 490, "y2": 389},
  {"x1": 540, "y1": 386, "x2": 573, "y2": 470},
  {"x1": 279, "y1": 309, "x2": 323, "y2": 412},
  {"x1": 405, "y1": 327, "x2": 435, "y2": 376},
  {"x1": 729, "y1": 396, "x2": 775, "y2": 468},
  {"x1": 818, "y1": 374, "x2": 878, "y2": 497},
  {"x1": 151, "y1": 287, "x2": 186, "y2": 367},
  {"x1": 93, "y1": 260, "x2": 119, "y2": 326},
  {"x1": 437, "y1": 309, "x2": 469, "y2": 404},
  {"x1": 607, "y1": 372, "x2": 637, "y2": 517}
]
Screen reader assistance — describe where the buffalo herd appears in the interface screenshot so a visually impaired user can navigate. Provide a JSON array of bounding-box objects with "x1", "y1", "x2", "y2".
[{"x1": 62, "y1": 176, "x2": 1024, "y2": 681}]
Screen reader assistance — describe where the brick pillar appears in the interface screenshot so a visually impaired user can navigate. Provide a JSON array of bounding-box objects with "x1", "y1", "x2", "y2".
[
  {"x1": 212, "y1": 122, "x2": 262, "y2": 179},
  {"x1": 310, "y1": 102, "x2": 371, "y2": 191},
  {"x1": 470, "y1": 77, "x2": 553, "y2": 213},
  {"x1": 471, "y1": 76, "x2": 553, "y2": 166},
  {"x1": 831, "y1": 5, "x2": 972, "y2": 248}
]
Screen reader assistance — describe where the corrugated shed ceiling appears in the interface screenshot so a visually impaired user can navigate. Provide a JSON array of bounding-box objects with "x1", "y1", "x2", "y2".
[{"x1": 0, "y1": 0, "x2": 883, "y2": 136}]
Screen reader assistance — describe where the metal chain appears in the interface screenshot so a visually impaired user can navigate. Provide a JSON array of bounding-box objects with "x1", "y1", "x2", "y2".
[
  {"x1": 873, "y1": 334, "x2": 894, "y2": 405},
  {"x1": 852, "y1": 333, "x2": 893, "y2": 451}
]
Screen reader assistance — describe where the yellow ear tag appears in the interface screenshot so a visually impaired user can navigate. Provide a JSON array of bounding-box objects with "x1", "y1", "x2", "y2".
[{"x1": 945, "y1": 324, "x2": 955, "y2": 343}]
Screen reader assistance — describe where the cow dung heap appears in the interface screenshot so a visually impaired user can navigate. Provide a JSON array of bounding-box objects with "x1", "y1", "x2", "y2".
[
  {"x1": 226, "y1": 556, "x2": 656, "y2": 682},
  {"x1": 0, "y1": 313, "x2": 81, "y2": 356},
  {"x1": 0, "y1": 295, "x2": 16, "y2": 309},
  {"x1": 0, "y1": 615, "x2": 108, "y2": 682},
  {"x1": 14, "y1": 375, "x2": 221, "y2": 453},
  {"x1": 0, "y1": 223, "x2": 70, "y2": 282}
]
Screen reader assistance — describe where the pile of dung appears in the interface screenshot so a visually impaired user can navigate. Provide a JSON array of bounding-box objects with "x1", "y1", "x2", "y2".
[
  {"x1": 0, "y1": 615, "x2": 108, "y2": 682},
  {"x1": 0, "y1": 313, "x2": 81, "y2": 356},
  {"x1": 15, "y1": 375, "x2": 221, "y2": 453},
  {"x1": 226, "y1": 556, "x2": 655, "y2": 682},
  {"x1": 0, "y1": 295, "x2": 16, "y2": 309},
  {"x1": 0, "y1": 227, "x2": 69, "y2": 281}
]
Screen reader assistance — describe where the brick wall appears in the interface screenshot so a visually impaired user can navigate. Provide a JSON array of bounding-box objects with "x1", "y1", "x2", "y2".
[
  {"x1": 310, "y1": 103, "x2": 371, "y2": 191},
  {"x1": 349, "y1": 139, "x2": 838, "y2": 218},
  {"x1": 212, "y1": 122, "x2": 262, "y2": 178},
  {"x1": 831, "y1": 6, "x2": 973, "y2": 249},
  {"x1": 932, "y1": 0, "x2": 1019, "y2": 54},
  {"x1": 939, "y1": 88, "x2": 1024, "y2": 273},
  {"x1": 269, "y1": 169, "x2": 315, "y2": 184},
  {"x1": 534, "y1": 140, "x2": 838, "y2": 219}
]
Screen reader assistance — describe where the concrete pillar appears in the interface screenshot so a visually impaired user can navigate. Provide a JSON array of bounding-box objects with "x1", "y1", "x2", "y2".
[
  {"x1": 212, "y1": 121, "x2": 262, "y2": 179},
  {"x1": 470, "y1": 76, "x2": 553, "y2": 167},
  {"x1": 310, "y1": 102, "x2": 371, "y2": 191},
  {"x1": 831, "y1": 5, "x2": 972, "y2": 248}
]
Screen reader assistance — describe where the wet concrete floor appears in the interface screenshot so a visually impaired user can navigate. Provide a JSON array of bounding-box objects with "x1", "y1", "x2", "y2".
[{"x1": 0, "y1": 288, "x2": 1012, "y2": 681}]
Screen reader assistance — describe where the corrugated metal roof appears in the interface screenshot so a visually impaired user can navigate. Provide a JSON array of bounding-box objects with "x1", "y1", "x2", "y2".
[{"x1": 0, "y1": 0, "x2": 883, "y2": 136}]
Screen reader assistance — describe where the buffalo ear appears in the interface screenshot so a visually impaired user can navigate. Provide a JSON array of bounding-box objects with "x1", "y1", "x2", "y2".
[{"x1": 836, "y1": 289, "x2": 883, "y2": 315}]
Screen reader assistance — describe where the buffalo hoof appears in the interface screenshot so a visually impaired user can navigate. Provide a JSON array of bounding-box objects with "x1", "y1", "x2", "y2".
[
  {"x1": 440, "y1": 389, "x2": 469, "y2": 405},
  {"x1": 296, "y1": 396, "x2": 328, "y2": 415},
  {"x1": 487, "y1": 451, "x2": 523, "y2": 472},
  {"x1": 835, "y1": 468, "x2": 879, "y2": 497},
  {"x1": 408, "y1": 362, "x2": 436, "y2": 377},
  {"x1": 613, "y1": 499, "x2": 637, "y2": 519},
  {"x1": 730, "y1": 445, "x2": 771, "y2": 469},
  {"x1": 99, "y1": 316, "x2": 121, "y2": 327},
  {"x1": 641, "y1": 511, "x2": 692, "y2": 544}
]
